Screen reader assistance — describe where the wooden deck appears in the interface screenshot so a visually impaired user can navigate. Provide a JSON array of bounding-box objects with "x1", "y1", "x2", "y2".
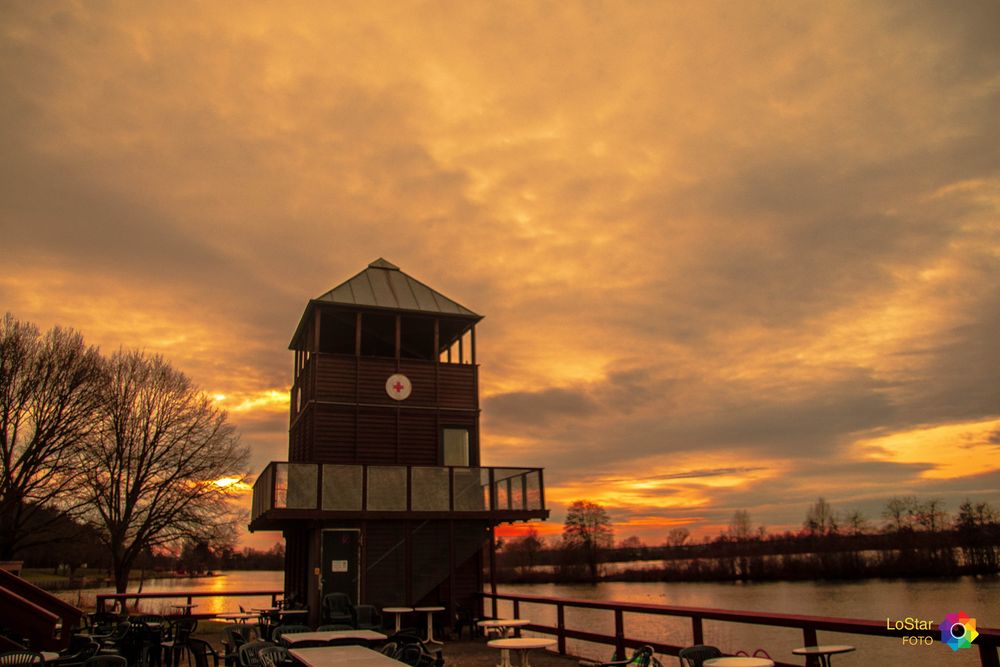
[{"x1": 194, "y1": 623, "x2": 581, "y2": 667}]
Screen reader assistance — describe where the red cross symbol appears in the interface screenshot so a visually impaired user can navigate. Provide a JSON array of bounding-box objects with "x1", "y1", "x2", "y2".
[{"x1": 392, "y1": 381, "x2": 405, "y2": 393}]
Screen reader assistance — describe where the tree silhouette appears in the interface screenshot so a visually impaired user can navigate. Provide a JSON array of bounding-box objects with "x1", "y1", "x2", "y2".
[
  {"x1": 0, "y1": 314, "x2": 102, "y2": 559},
  {"x1": 82, "y1": 350, "x2": 249, "y2": 592},
  {"x1": 562, "y1": 500, "x2": 613, "y2": 582}
]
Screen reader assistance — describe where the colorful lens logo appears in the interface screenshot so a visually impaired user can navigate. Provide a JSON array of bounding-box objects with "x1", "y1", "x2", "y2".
[{"x1": 940, "y1": 612, "x2": 979, "y2": 651}]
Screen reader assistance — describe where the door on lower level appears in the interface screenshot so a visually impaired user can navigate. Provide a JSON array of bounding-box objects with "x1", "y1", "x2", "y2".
[{"x1": 321, "y1": 529, "x2": 361, "y2": 604}]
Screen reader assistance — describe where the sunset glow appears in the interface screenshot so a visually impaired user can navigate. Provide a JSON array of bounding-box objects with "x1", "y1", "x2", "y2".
[{"x1": 2, "y1": 1, "x2": 998, "y2": 546}]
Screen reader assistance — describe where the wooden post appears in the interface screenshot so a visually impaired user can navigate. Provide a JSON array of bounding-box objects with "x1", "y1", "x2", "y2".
[
  {"x1": 394, "y1": 315, "x2": 401, "y2": 363},
  {"x1": 513, "y1": 599, "x2": 521, "y2": 636},
  {"x1": 470, "y1": 326, "x2": 476, "y2": 364},
  {"x1": 448, "y1": 520, "x2": 456, "y2": 634},
  {"x1": 355, "y1": 313, "x2": 362, "y2": 356},
  {"x1": 458, "y1": 334, "x2": 464, "y2": 364},
  {"x1": 802, "y1": 627, "x2": 819, "y2": 667},
  {"x1": 692, "y1": 616, "x2": 704, "y2": 645},
  {"x1": 489, "y1": 526, "x2": 498, "y2": 618},
  {"x1": 614, "y1": 608, "x2": 625, "y2": 659},
  {"x1": 557, "y1": 604, "x2": 566, "y2": 654}
]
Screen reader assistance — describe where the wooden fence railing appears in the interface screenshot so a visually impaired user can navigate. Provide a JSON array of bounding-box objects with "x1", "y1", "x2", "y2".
[
  {"x1": 481, "y1": 591, "x2": 1000, "y2": 667},
  {"x1": 95, "y1": 590, "x2": 283, "y2": 619}
]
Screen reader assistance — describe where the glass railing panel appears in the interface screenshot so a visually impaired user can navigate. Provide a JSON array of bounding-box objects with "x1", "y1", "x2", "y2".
[
  {"x1": 453, "y1": 468, "x2": 488, "y2": 511},
  {"x1": 286, "y1": 463, "x2": 317, "y2": 509},
  {"x1": 323, "y1": 465, "x2": 363, "y2": 511},
  {"x1": 525, "y1": 470, "x2": 542, "y2": 510},
  {"x1": 367, "y1": 466, "x2": 407, "y2": 510},
  {"x1": 274, "y1": 463, "x2": 288, "y2": 508},
  {"x1": 510, "y1": 472, "x2": 524, "y2": 510},
  {"x1": 411, "y1": 467, "x2": 450, "y2": 511}
]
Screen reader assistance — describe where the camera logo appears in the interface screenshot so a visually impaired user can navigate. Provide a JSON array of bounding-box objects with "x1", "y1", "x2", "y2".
[{"x1": 940, "y1": 612, "x2": 979, "y2": 651}]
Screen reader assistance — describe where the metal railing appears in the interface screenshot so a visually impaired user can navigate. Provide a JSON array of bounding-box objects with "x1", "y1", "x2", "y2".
[
  {"x1": 481, "y1": 591, "x2": 1000, "y2": 667},
  {"x1": 251, "y1": 463, "x2": 545, "y2": 523}
]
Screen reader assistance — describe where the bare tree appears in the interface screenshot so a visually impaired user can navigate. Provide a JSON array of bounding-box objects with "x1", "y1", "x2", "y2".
[
  {"x1": 804, "y1": 497, "x2": 839, "y2": 536},
  {"x1": 728, "y1": 509, "x2": 754, "y2": 541},
  {"x1": 562, "y1": 500, "x2": 613, "y2": 582},
  {"x1": 844, "y1": 509, "x2": 870, "y2": 536},
  {"x1": 83, "y1": 350, "x2": 249, "y2": 592},
  {"x1": 666, "y1": 527, "x2": 690, "y2": 547},
  {"x1": 0, "y1": 314, "x2": 102, "y2": 559},
  {"x1": 882, "y1": 496, "x2": 917, "y2": 533}
]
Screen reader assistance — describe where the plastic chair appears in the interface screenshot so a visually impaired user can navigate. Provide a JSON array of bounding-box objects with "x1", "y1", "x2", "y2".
[
  {"x1": 255, "y1": 646, "x2": 287, "y2": 667},
  {"x1": 222, "y1": 626, "x2": 250, "y2": 667},
  {"x1": 269, "y1": 627, "x2": 309, "y2": 645},
  {"x1": 187, "y1": 640, "x2": 219, "y2": 667},
  {"x1": 57, "y1": 641, "x2": 101, "y2": 667},
  {"x1": 579, "y1": 646, "x2": 661, "y2": 667},
  {"x1": 81, "y1": 656, "x2": 128, "y2": 667},
  {"x1": 678, "y1": 645, "x2": 722, "y2": 667},
  {"x1": 321, "y1": 593, "x2": 353, "y2": 626},
  {"x1": 352, "y1": 605, "x2": 381, "y2": 631},
  {"x1": 0, "y1": 652, "x2": 45, "y2": 667},
  {"x1": 162, "y1": 618, "x2": 197, "y2": 667},
  {"x1": 236, "y1": 641, "x2": 273, "y2": 667},
  {"x1": 396, "y1": 644, "x2": 443, "y2": 667}
]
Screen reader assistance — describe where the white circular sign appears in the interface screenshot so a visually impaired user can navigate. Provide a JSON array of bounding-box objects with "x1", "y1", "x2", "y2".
[{"x1": 386, "y1": 374, "x2": 412, "y2": 401}]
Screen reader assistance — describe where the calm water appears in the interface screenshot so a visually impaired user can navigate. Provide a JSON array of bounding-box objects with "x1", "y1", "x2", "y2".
[
  {"x1": 498, "y1": 578, "x2": 999, "y2": 666},
  {"x1": 55, "y1": 570, "x2": 284, "y2": 615},
  {"x1": 58, "y1": 571, "x2": 997, "y2": 665}
]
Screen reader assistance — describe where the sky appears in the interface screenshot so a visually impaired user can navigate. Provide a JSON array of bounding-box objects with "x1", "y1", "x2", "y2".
[{"x1": 2, "y1": 1, "x2": 999, "y2": 549}]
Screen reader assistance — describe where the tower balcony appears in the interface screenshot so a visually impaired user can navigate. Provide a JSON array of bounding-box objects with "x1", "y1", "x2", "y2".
[{"x1": 249, "y1": 462, "x2": 548, "y2": 531}]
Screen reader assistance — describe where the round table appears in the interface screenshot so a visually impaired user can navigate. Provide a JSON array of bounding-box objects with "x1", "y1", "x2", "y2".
[
  {"x1": 413, "y1": 606, "x2": 445, "y2": 644},
  {"x1": 382, "y1": 606, "x2": 413, "y2": 633},
  {"x1": 487, "y1": 637, "x2": 556, "y2": 667},
  {"x1": 216, "y1": 612, "x2": 257, "y2": 623},
  {"x1": 792, "y1": 645, "x2": 855, "y2": 667},
  {"x1": 170, "y1": 604, "x2": 198, "y2": 616},
  {"x1": 704, "y1": 658, "x2": 774, "y2": 667},
  {"x1": 478, "y1": 618, "x2": 531, "y2": 638}
]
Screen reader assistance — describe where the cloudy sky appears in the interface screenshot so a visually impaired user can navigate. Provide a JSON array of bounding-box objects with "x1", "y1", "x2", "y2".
[{"x1": 3, "y1": 1, "x2": 999, "y2": 547}]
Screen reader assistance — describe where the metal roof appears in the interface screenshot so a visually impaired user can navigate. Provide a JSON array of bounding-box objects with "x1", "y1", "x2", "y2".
[{"x1": 314, "y1": 258, "x2": 480, "y2": 317}]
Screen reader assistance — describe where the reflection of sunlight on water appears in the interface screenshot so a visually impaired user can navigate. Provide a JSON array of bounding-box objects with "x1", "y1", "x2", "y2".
[{"x1": 54, "y1": 571, "x2": 284, "y2": 614}]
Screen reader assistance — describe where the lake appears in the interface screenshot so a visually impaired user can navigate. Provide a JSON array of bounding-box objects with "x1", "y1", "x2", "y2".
[{"x1": 59, "y1": 571, "x2": 997, "y2": 665}]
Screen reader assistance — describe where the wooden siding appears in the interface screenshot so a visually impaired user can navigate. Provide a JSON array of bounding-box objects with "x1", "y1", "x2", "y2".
[{"x1": 301, "y1": 354, "x2": 477, "y2": 409}]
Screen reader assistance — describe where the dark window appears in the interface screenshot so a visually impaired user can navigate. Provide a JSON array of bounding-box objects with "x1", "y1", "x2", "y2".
[
  {"x1": 320, "y1": 310, "x2": 356, "y2": 355},
  {"x1": 400, "y1": 316, "x2": 435, "y2": 360},
  {"x1": 360, "y1": 312, "x2": 396, "y2": 357}
]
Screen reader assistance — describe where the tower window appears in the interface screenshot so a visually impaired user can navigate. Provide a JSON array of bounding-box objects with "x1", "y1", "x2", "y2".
[
  {"x1": 360, "y1": 312, "x2": 395, "y2": 357},
  {"x1": 442, "y1": 428, "x2": 470, "y2": 466}
]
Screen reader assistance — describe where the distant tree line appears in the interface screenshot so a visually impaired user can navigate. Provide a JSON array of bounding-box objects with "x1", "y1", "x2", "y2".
[
  {"x1": 0, "y1": 314, "x2": 250, "y2": 592},
  {"x1": 497, "y1": 495, "x2": 1000, "y2": 583}
]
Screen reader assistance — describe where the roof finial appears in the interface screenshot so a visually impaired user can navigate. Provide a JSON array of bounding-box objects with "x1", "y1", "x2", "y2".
[{"x1": 368, "y1": 258, "x2": 400, "y2": 270}]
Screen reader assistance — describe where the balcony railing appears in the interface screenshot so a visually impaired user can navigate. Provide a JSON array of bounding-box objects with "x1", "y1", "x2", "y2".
[{"x1": 250, "y1": 462, "x2": 546, "y2": 529}]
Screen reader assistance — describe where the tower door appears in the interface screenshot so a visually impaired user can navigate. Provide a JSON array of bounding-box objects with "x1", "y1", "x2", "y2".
[{"x1": 321, "y1": 529, "x2": 361, "y2": 604}]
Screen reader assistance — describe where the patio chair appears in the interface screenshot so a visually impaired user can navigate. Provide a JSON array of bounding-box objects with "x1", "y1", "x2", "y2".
[
  {"x1": 269, "y1": 627, "x2": 309, "y2": 645},
  {"x1": 0, "y1": 651, "x2": 45, "y2": 667},
  {"x1": 321, "y1": 594, "x2": 353, "y2": 626},
  {"x1": 395, "y1": 643, "x2": 443, "y2": 667},
  {"x1": 81, "y1": 656, "x2": 128, "y2": 667},
  {"x1": 186, "y1": 640, "x2": 219, "y2": 667},
  {"x1": 237, "y1": 641, "x2": 273, "y2": 667},
  {"x1": 678, "y1": 645, "x2": 722, "y2": 667},
  {"x1": 56, "y1": 641, "x2": 101, "y2": 667},
  {"x1": 162, "y1": 618, "x2": 197, "y2": 667},
  {"x1": 222, "y1": 626, "x2": 250, "y2": 667},
  {"x1": 255, "y1": 647, "x2": 287, "y2": 667},
  {"x1": 352, "y1": 605, "x2": 381, "y2": 631},
  {"x1": 579, "y1": 645, "x2": 662, "y2": 667}
]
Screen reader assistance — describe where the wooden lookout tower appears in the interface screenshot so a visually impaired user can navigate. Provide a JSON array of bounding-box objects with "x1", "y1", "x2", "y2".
[{"x1": 249, "y1": 258, "x2": 549, "y2": 625}]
